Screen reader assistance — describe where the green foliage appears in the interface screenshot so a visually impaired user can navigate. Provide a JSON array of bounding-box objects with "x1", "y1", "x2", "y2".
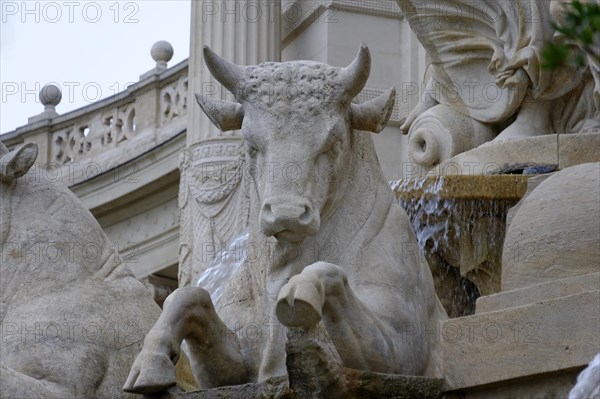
[{"x1": 542, "y1": 0, "x2": 600, "y2": 70}]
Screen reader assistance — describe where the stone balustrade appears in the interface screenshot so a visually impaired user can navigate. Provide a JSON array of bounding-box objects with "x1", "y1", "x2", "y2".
[{"x1": 2, "y1": 41, "x2": 188, "y2": 188}]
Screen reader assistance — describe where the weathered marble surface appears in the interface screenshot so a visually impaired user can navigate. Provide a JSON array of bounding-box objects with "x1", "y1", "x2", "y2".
[
  {"x1": 425, "y1": 132, "x2": 599, "y2": 176},
  {"x1": 124, "y1": 45, "x2": 447, "y2": 394},
  {"x1": 0, "y1": 142, "x2": 161, "y2": 398},
  {"x1": 140, "y1": 327, "x2": 444, "y2": 399}
]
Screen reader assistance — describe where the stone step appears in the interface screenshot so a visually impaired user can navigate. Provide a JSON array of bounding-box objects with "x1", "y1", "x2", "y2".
[
  {"x1": 443, "y1": 290, "x2": 599, "y2": 392},
  {"x1": 476, "y1": 272, "x2": 600, "y2": 314}
]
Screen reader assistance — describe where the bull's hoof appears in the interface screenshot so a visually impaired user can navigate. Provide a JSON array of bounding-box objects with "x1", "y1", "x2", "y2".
[
  {"x1": 123, "y1": 351, "x2": 176, "y2": 394},
  {"x1": 276, "y1": 277, "x2": 324, "y2": 328}
]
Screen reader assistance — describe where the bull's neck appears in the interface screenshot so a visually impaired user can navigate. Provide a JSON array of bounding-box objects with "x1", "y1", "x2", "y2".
[{"x1": 318, "y1": 131, "x2": 393, "y2": 261}]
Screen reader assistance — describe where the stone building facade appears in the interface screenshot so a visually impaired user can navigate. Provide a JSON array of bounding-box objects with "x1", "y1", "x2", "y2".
[{"x1": 1, "y1": 1, "x2": 426, "y2": 303}]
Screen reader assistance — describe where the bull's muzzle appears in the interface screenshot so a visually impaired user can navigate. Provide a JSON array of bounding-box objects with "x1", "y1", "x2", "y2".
[{"x1": 260, "y1": 196, "x2": 320, "y2": 242}]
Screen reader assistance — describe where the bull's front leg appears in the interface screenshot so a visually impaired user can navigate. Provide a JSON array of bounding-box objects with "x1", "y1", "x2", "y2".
[
  {"x1": 123, "y1": 287, "x2": 248, "y2": 393},
  {"x1": 276, "y1": 262, "x2": 411, "y2": 374}
]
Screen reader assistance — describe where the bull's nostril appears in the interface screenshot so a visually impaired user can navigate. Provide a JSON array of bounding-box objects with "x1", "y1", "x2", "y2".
[
  {"x1": 264, "y1": 204, "x2": 272, "y2": 214},
  {"x1": 299, "y1": 206, "x2": 311, "y2": 224}
]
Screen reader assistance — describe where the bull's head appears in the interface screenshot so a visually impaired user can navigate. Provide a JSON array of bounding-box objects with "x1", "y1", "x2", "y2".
[{"x1": 197, "y1": 44, "x2": 395, "y2": 243}]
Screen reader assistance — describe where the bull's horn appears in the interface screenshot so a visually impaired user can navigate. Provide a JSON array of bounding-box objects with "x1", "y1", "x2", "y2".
[
  {"x1": 0, "y1": 142, "x2": 38, "y2": 183},
  {"x1": 339, "y1": 44, "x2": 371, "y2": 102},
  {"x1": 195, "y1": 94, "x2": 244, "y2": 131},
  {"x1": 350, "y1": 88, "x2": 396, "y2": 133},
  {"x1": 0, "y1": 142, "x2": 8, "y2": 157},
  {"x1": 203, "y1": 45, "x2": 245, "y2": 96}
]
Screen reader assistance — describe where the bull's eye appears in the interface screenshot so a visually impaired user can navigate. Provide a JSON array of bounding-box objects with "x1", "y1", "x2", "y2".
[
  {"x1": 325, "y1": 138, "x2": 342, "y2": 158},
  {"x1": 246, "y1": 141, "x2": 259, "y2": 157},
  {"x1": 333, "y1": 139, "x2": 342, "y2": 155}
]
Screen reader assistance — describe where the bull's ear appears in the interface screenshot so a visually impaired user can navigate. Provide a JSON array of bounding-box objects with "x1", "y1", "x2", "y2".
[
  {"x1": 195, "y1": 94, "x2": 244, "y2": 131},
  {"x1": 0, "y1": 142, "x2": 38, "y2": 183},
  {"x1": 350, "y1": 88, "x2": 396, "y2": 133}
]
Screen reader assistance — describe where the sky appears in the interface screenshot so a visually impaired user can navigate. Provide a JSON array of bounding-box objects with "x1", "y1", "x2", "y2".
[{"x1": 1, "y1": 0, "x2": 191, "y2": 134}]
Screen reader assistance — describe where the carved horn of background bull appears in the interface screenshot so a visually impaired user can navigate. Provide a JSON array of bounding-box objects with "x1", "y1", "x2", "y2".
[
  {"x1": 0, "y1": 142, "x2": 38, "y2": 183},
  {"x1": 0, "y1": 142, "x2": 8, "y2": 156}
]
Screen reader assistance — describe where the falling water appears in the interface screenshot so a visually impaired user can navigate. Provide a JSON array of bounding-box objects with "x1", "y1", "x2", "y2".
[
  {"x1": 391, "y1": 176, "x2": 514, "y2": 317},
  {"x1": 196, "y1": 231, "x2": 249, "y2": 306},
  {"x1": 391, "y1": 176, "x2": 455, "y2": 253}
]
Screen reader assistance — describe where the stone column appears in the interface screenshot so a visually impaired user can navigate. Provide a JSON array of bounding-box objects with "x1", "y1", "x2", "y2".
[
  {"x1": 188, "y1": 0, "x2": 281, "y2": 142},
  {"x1": 179, "y1": 1, "x2": 281, "y2": 287}
]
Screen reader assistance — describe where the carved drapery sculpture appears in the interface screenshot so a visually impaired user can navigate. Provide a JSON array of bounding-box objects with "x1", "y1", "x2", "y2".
[{"x1": 178, "y1": 138, "x2": 249, "y2": 287}]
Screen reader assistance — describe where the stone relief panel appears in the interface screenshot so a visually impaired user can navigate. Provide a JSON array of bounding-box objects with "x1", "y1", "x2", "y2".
[
  {"x1": 51, "y1": 103, "x2": 137, "y2": 165},
  {"x1": 178, "y1": 137, "x2": 249, "y2": 287},
  {"x1": 161, "y1": 75, "x2": 189, "y2": 125},
  {"x1": 101, "y1": 104, "x2": 137, "y2": 147},
  {"x1": 52, "y1": 125, "x2": 92, "y2": 164}
]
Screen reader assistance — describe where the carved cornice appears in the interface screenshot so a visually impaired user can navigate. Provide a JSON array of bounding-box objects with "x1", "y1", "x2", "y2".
[
  {"x1": 329, "y1": 0, "x2": 402, "y2": 18},
  {"x1": 282, "y1": 0, "x2": 402, "y2": 44}
]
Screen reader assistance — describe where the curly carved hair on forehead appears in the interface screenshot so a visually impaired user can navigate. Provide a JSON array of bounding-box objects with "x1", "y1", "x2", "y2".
[{"x1": 239, "y1": 61, "x2": 345, "y2": 106}]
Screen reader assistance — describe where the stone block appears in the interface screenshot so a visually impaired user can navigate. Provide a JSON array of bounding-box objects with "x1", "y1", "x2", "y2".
[
  {"x1": 427, "y1": 134, "x2": 559, "y2": 176},
  {"x1": 460, "y1": 370, "x2": 580, "y2": 399},
  {"x1": 558, "y1": 132, "x2": 600, "y2": 170},
  {"x1": 476, "y1": 273, "x2": 600, "y2": 314},
  {"x1": 442, "y1": 290, "x2": 600, "y2": 391}
]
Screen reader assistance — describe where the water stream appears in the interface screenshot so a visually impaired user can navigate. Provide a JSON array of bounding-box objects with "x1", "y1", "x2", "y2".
[
  {"x1": 391, "y1": 176, "x2": 511, "y2": 317},
  {"x1": 195, "y1": 231, "x2": 249, "y2": 306},
  {"x1": 391, "y1": 177, "x2": 457, "y2": 254}
]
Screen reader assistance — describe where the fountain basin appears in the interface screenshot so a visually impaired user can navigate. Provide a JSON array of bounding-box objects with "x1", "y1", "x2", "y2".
[{"x1": 392, "y1": 175, "x2": 529, "y2": 317}]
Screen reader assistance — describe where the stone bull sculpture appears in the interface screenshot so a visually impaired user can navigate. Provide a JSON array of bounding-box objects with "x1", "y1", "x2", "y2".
[
  {"x1": 0, "y1": 142, "x2": 161, "y2": 398},
  {"x1": 124, "y1": 44, "x2": 447, "y2": 394}
]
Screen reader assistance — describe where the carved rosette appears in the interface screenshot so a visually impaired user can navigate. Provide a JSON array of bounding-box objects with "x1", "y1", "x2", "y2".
[{"x1": 178, "y1": 137, "x2": 249, "y2": 287}]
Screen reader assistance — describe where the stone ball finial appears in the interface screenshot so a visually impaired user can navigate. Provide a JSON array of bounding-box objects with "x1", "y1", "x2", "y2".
[
  {"x1": 39, "y1": 84, "x2": 62, "y2": 107},
  {"x1": 39, "y1": 84, "x2": 62, "y2": 116},
  {"x1": 151, "y1": 41, "x2": 174, "y2": 66}
]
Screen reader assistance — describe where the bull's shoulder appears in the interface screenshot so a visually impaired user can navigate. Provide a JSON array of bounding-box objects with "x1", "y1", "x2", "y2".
[
  {"x1": 351, "y1": 200, "x2": 440, "y2": 318},
  {"x1": 359, "y1": 201, "x2": 422, "y2": 271}
]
